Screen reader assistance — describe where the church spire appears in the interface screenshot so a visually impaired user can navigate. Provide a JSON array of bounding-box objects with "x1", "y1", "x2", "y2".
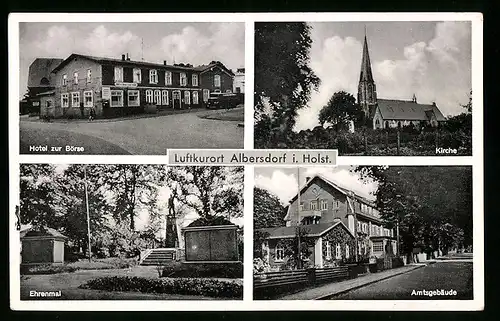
[
  {"x1": 358, "y1": 29, "x2": 377, "y2": 118},
  {"x1": 359, "y1": 33, "x2": 374, "y2": 82}
]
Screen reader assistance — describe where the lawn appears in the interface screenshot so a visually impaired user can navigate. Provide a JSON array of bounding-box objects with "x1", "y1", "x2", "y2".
[
  {"x1": 20, "y1": 266, "x2": 234, "y2": 300},
  {"x1": 197, "y1": 106, "x2": 244, "y2": 122}
]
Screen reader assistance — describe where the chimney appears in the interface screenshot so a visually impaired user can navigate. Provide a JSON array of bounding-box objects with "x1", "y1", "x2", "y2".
[
  {"x1": 305, "y1": 176, "x2": 311, "y2": 183},
  {"x1": 432, "y1": 101, "x2": 436, "y2": 106},
  {"x1": 121, "y1": 54, "x2": 126, "y2": 61},
  {"x1": 412, "y1": 93, "x2": 417, "y2": 103},
  {"x1": 163, "y1": 60, "x2": 167, "y2": 65},
  {"x1": 126, "y1": 53, "x2": 130, "y2": 61}
]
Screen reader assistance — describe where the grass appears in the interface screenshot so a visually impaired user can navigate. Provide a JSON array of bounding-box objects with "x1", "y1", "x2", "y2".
[
  {"x1": 198, "y1": 106, "x2": 244, "y2": 122},
  {"x1": 21, "y1": 257, "x2": 138, "y2": 275},
  {"x1": 20, "y1": 266, "x2": 225, "y2": 300}
]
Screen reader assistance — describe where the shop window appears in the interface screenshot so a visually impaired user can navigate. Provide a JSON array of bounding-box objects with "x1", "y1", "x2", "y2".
[
  {"x1": 110, "y1": 90, "x2": 123, "y2": 107},
  {"x1": 128, "y1": 90, "x2": 140, "y2": 107}
]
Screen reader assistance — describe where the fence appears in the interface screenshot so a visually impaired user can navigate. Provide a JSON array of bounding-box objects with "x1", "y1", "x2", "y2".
[{"x1": 253, "y1": 266, "x2": 349, "y2": 299}]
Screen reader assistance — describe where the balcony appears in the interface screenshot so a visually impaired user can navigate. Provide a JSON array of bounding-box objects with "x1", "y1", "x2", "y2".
[{"x1": 298, "y1": 210, "x2": 322, "y2": 220}]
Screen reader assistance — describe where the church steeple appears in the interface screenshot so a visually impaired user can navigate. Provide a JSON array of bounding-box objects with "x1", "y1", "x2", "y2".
[{"x1": 358, "y1": 30, "x2": 377, "y2": 118}]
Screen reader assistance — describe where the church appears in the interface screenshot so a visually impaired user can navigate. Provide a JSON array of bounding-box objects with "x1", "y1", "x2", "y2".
[{"x1": 357, "y1": 34, "x2": 446, "y2": 130}]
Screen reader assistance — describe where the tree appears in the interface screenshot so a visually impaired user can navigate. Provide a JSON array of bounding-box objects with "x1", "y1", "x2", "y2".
[
  {"x1": 354, "y1": 166, "x2": 472, "y2": 262},
  {"x1": 254, "y1": 22, "x2": 320, "y2": 141},
  {"x1": 253, "y1": 187, "x2": 286, "y2": 229},
  {"x1": 101, "y1": 165, "x2": 166, "y2": 230},
  {"x1": 318, "y1": 91, "x2": 364, "y2": 130},
  {"x1": 19, "y1": 164, "x2": 59, "y2": 227},
  {"x1": 166, "y1": 166, "x2": 243, "y2": 220}
]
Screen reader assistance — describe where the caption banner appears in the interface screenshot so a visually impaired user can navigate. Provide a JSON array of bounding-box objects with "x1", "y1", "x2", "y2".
[{"x1": 167, "y1": 149, "x2": 338, "y2": 166}]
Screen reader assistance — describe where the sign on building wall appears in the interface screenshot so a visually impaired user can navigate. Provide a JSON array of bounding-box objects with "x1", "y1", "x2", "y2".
[
  {"x1": 102, "y1": 87, "x2": 111, "y2": 100},
  {"x1": 114, "y1": 82, "x2": 138, "y2": 88}
]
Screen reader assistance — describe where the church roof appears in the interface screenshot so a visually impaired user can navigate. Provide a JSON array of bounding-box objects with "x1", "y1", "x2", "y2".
[
  {"x1": 376, "y1": 99, "x2": 446, "y2": 121},
  {"x1": 359, "y1": 35, "x2": 374, "y2": 83}
]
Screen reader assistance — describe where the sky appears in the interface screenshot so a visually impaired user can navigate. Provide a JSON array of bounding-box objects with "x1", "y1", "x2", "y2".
[
  {"x1": 295, "y1": 21, "x2": 472, "y2": 131},
  {"x1": 19, "y1": 22, "x2": 245, "y2": 97},
  {"x1": 254, "y1": 166, "x2": 378, "y2": 205}
]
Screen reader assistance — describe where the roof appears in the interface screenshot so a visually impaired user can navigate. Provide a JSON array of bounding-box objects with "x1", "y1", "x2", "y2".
[
  {"x1": 289, "y1": 174, "x2": 376, "y2": 207},
  {"x1": 28, "y1": 58, "x2": 64, "y2": 87},
  {"x1": 376, "y1": 99, "x2": 446, "y2": 121},
  {"x1": 193, "y1": 62, "x2": 235, "y2": 76},
  {"x1": 20, "y1": 226, "x2": 68, "y2": 239},
  {"x1": 51, "y1": 53, "x2": 199, "y2": 73},
  {"x1": 257, "y1": 221, "x2": 354, "y2": 239},
  {"x1": 359, "y1": 35, "x2": 374, "y2": 83}
]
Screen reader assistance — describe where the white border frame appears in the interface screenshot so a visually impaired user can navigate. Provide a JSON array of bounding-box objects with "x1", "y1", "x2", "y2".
[{"x1": 9, "y1": 12, "x2": 483, "y2": 311}]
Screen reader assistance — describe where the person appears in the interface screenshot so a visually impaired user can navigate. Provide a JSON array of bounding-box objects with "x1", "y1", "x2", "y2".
[
  {"x1": 79, "y1": 102, "x2": 85, "y2": 118},
  {"x1": 88, "y1": 107, "x2": 96, "y2": 121}
]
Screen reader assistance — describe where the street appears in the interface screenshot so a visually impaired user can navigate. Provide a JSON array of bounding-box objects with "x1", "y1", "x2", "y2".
[
  {"x1": 19, "y1": 109, "x2": 244, "y2": 155},
  {"x1": 332, "y1": 261, "x2": 473, "y2": 300}
]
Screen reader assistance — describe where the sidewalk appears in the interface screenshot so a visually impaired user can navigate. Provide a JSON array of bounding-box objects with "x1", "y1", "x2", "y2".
[
  {"x1": 19, "y1": 107, "x2": 204, "y2": 124},
  {"x1": 279, "y1": 264, "x2": 425, "y2": 300}
]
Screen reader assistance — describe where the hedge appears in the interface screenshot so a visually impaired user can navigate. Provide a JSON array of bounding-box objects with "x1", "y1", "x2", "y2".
[
  {"x1": 80, "y1": 276, "x2": 243, "y2": 298},
  {"x1": 162, "y1": 262, "x2": 243, "y2": 279}
]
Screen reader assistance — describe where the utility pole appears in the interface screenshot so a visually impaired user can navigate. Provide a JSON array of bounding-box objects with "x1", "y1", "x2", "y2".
[
  {"x1": 83, "y1": 165, "x2": 92, "y2": 262},
  {"x1": 351, "y1": 192, "x2": 358, "y2": 263},
  {"x1": 141, "y1": 38, "x2": 144, "y2": 61},
  {"x1": 296, "y1": 167, "x2": 301, "y2": 269}
]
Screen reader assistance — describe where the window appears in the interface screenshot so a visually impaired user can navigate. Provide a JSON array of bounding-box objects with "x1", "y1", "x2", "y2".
[
  {"x1": 61, "y1": 93, "x2": 69, "y2": 107},
  {"x1": 128, "y1": 90, "x2": 140, "y2": 107},
  {"x1": 114, "y1": 67, "x2": 123, "y2": 82},
  {"x1": 184, "y1": 91, "x2": 191, "y2": 105},
  {"x1": 299, "y1": 202, "x2": 304, "y2": 211},
  {"x1": 133, "y1": 68, "x2": 142, "y2": 83},
  {"x1": 214, "y1": 74, "x2": 221, "y2": 87},
  {"x1": 346, "y1": 244, "x2": 350, "y2": 259},
  {"x1": 154, "y1": 90, "x2": 161, "y2": 104},
  {"x1": 165, "y1": 71, "x2": 172, "y2": 85},
  {"x1": 87, "y1": 69, "x2": 92, "y2": 83},
  {"x1": 320, "y1": 200, "x2": 328, "y2": 210},
  {"x1": 73, "y1": 72, "x2": 78, "y2": 84},
  {"x1": 146, "y1": 90, "x2": 153, "y2": 103},
  {"x1": 192, "y1": 91, "x2": 199, "y2": 104},
  {"x1": 83, "y1": 91, "x2": 93, "y2": 107},
  {"x1": 149, "y1": 69, "x2": 158, "y2": 84},
  {"x1": 357, "y1": 221, "x2": 361, "y2": 231},
  {"x1": 362, "y1": 223, "x2": 368, "y2": 233},
  {"x1": 325, "y1": 241, "x2": 331, "y2": 259},
  {"x1": 275, "y1": 245, "x2": 285, "y2": 262},
  {"x1": 203, "y1": 89, "x2": 210, "y2": 102},
  {"x1": 310, "y1": 201, "x2": 317, "y2": 210},
  {"x1": 373, "y1": 242, "x2": 384, "y2": 252},
  {"x1": 192, "y1": 74, "x2": 198, "y2": 86},
  {"x1": 180, "y1": 73, "x2": 187, "y2": 86},
  {"x1": 110, "y1": 90, "x2": 123, "y2": 107},
  {"x1": 71, "y1": 92, "x2": 80, "y2": 107},
  {"x1": 335, "y1": 244, "x2": 341, "y2": 259},
  {"x1": 161, "y1": 90, "x2": 169, "y2": 105},
  {"x1": 62, "y1": 74, "x2": 67, "y2": 86}
]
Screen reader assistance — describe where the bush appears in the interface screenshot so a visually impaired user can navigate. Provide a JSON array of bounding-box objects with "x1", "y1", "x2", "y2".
[
  {"x1": 253, "y1": 258, "x2": 271, "y2": 274},
  {"x1": 21, "y1": 264, "x2": 78, "y2": 275},
  {"x1": 80, "y1": 276, "x2": 243, "y2": 298},
  {"x1": 162, "y1": 262, "x2": 243, "y2": 279}
]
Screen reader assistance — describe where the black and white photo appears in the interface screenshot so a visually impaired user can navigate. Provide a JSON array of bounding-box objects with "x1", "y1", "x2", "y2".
[
  {"x1": 254, "y1": 22, "x2": 473, "y2": 155},
  {"x1": 18, "y1": 164, "x2": 244, "y2": 300},
  {"x1": 253, "y1": 166, "x2": 473, "y2": 300},
  {"x1": 19, "y1": 22, "x2": 245, "y2": 155}
]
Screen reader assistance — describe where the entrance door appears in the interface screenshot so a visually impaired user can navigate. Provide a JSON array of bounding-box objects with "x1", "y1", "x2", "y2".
[{"x1": 172, "y1": 91, "x2": 181, "y2": 109}]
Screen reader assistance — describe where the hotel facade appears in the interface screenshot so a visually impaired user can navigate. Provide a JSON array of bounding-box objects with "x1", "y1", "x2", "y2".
[{"x1": 34, "y1": 53, "x2": 235, "y2": 118}]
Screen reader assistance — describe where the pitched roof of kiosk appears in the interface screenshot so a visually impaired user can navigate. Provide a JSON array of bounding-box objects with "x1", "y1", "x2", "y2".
[{"x1": 20, "y1": 226, "x2": 68, "y2": 239}]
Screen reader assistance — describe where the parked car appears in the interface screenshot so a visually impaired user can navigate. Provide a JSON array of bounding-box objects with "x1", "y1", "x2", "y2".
[{"x1": 206, "y1": 92, "x2": 240, "y2": 109}]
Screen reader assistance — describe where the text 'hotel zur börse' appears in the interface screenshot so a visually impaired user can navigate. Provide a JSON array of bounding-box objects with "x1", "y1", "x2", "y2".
[{"x1": 28, "y1": 53, "x2": 241, "y2": 118}]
